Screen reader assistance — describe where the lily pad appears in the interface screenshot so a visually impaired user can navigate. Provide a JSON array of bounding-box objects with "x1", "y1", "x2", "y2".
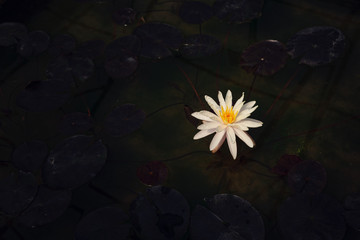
[
  {"x1": 137, "y1": 161, "x2": 169, "y2": 186},
  {"x1": 112, "y1": 8, "x2": 136, "y2": 26},
  {"x1": 16, "y1": 80, "x2": 72, "y2": 112},
  {"x1": 12, "y1": 140, "x2": 48, "y2": 172},
  {"x1": 134, "y1": 22, "x2": 183, "y2": 59},
  {"x1": 213, "y1": 0, "x2": 264, "y2": 24},
  {"x1": 46, "y1": 56, "x2": 74, "y2": 83},
  {"x1": 287, "y1": 160, "x2": 327, "y2": 195},
  {"x1": 105, "y1": 35, "x2": 141, "y2": 58},
  {"x1": 286, "y1": 26, "x2": 346, "y2": 66},
  {"x1": 17, "y1": 30, "x2": 50, "y2": 57},
  {"x1": 190, "y1": 194, "x2": 265, "y2": 240},
  {"x1": 278, "y1": 194, "x2": 346, "y2": 240},
  {"x1": 105, "y1": 104, "x2": 145, "y2": 137},
  {"x1": 344, "y1": 193, "x2": 360, "y2": 231},
  {"x1": 179, "y1": 34, "x2": 221, "y2": 58},
  {"x1": 0, "y1": 171, "x2": 38, "y2": 215},
  {"x1": 18, "y1": 185, "x2": 72, "y2": 228},
  {"x1": 271, "y1": 154, "x2": 303, "y2": 176},
  {"x1": 130, "y1": 186, "x2": 190, "y2": 240},
  {"x1": 42, "y1": 135, "x2": 107, "y2": 189},
  {"x1": 75, "y1": 206, "x2": 132, "y2": 240},
  {"x1": 179, "y1": 1, "x2": 213, "y2": 24},
  {"x1": 0, "y1": 22, "x2": 27, "y2": 46},
  {"x1": 48, "y1": 34, "x2": 76, "y2": 57},
  {"x1": 73, "y1": 39, "x2": 105, "y2": 59},
  {"x1": 240, "y1": 40, "x2": 288, "y2": 76},
  {"x1": 104, "y1": 50, "x2": 138, "y2": 79},
  {"x1": 69, "y1": 57, "x2": 94, "y2": 81},
  {"x1": 58, "y1": 112, "x2": 94, "y2": 135}
]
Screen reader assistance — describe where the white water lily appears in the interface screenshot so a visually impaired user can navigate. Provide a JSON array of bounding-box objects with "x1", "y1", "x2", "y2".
[{"x1": 191, "y1": 90, "x2": 263, "y2": 159}]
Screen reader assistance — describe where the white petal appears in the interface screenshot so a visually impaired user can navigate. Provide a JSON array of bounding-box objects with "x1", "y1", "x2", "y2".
[
  {"x1": 210, "y1": 129, "x2": 226, "y2": 151},
  {"x1": 239, "y1": 118, "x2": 263, "y2": 128},
  {"x1": 211, "y1": 133, "x2": 226, "y2": 153},
  {"x1": 191, "y1": 112, "x2": 212, "y2": 121},
  {"x1": 230, "y1": 122, "x2": 249, "y2": 131},
  {"x1": 225, "y1": 90, "x2": 232, "y2": 109},
  {"x1": 216, "y1": 124, "x2": 227, "y2": 132},
  {"x1": 233, "y1": 92, "x2": 245, "y2": 113},
  {"x1": 217, "y1": 91, "x2": 226, "y2": 109},
  {"x1": 226, "y1": 127, "x2": 237, "y2": 159},
  {"x1": 236, "y1": 106, "x2": 258, "y2": 122},
  {"x1": 233, "y1": 128, "x2": 255, "y2": 148},
  {"x1": 194, "y1": 129, "x2": 216, "y2": 140},
  {"x1": 199, "y1": 110, "x2": 222, "y2": 123},
  {"x1": 197, "y1": 121, "x2": 221, "y2": 130},
  {"x1": 204, "y1": 95, "x2": 221, "y2": 116},
  {"x1": 240, "y1": 101, "x2": 256, "y2": 111}
]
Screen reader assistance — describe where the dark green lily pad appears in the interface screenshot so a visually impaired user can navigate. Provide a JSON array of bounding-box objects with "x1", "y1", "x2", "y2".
[
  {"x1": 104, "y1": 50, "x2": 138, "y2": 79},
  {"x1": 12, "y1": 140, "x2": 48, "y2": 172},
  {"x1": 278, "y1": 194, "x2": 346, "y2": 240},
  {"x1": 213, "y1": 0, "x2": 264, "y2": 24},
  {"x1": 240, "y1": 40, "x2": 288, "y2": 76},
  {"x1": 75, "y1": 206, "x2": 132, "y2": 240},
  {"x1": 0, "y1": 22, "x2": 27, "y2": 46},
  {"x1": 179, "y1": 34, "x2": 221, "y2": 58},
  {"x1": 179, "y1": 1, "x2": 213, "y2": 24},
  {"x1": 137, "y1": 161, "x2": 169, "y2": 186},
  {"x1": 42, "y1": 135, "x2": 107, "y2": 189},
  {"x1": 69, "y1": 57, "x2": 94, "y2": 81},
  {"x1": 286, "y1": 26, "x2": 346, "y2": 66},
  {"x1": 105, "y1": 104, "x2": 145, "y2": 137},
  {"x1": 130, "y1": 186, "x2": 190, "y2": 240}
]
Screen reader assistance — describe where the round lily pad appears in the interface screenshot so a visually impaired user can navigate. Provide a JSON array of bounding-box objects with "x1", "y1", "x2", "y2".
[
  {"x1": 179, "y1": 34, "x2": 221, "y2": 58},
  {"x1": 0, "y1": 171, "x2": 38, "y2": 215},
  {"x1": 104, "y1": 50, "x2": 138, "y2": 79},
  {"x1": 105, "y1": 35, "x2": 141, "y2": 58},
  {"x1": 75, "y1": 206, "x2": 132, "y2": 240},
  {"x1": 58, "y1": 112, "x2": 94, "y2": 135},
  {"x1": 344, "y1": 193, "x2": 360, "y2": 231},
  {"x1": 69, "y1": 57, "x2": 94, "y2": 81},
  {"x1": 0, "y1": 22, "x2": 27, "y2": 46},
  {"x1": 130, "y1": 186, "x2": 190, "y2": 240},
  {"x1": 134, "y1": 22, "x2": 183, "y2": 59},
  {"x1": 46, "y1": 56, "x2": 74, "y2": 83},
  {"x1": 240, "y1": 40, "x2": 288, "y2": 76},
  {"x1": 286, "y1": 26, "x2": 346, "y2": 66},
  {"x1": 12, "y1": 140, "x2": 48, "y2": 172},
  {"x1": 112, "y1": 8, "x2": 136, "y2": 26},
  {"x1": 18, "y1": 185, "x2": 72, "y2": 228},
  {"x1": 278, "y1": 194, "x2": 346, "y2": 240},
  {"x1": 191, "y1": 194, "x2": 265, "y2": 240},
  {"x1": 48, "y1": 34, "x2": 76, "y2": 57},
  {"x1": 16, "y1": 80, "x2": 72, "y2": 112},
  {"x1": 136, "y1": 161, "x2": 169, "y2": 186},
  {"x1": 179, "y1": 1, "x2": 213, "y2": 24},
  {"x1": 73, "y1": 39, "x2": 105, "y2": 59},
  {"x1": 17, "y1": 30, "x2": 50, "y2": 57},
  {"x1": 105, "y1": 104, "x2": 145, "y2": 137},
  {"x1": 213, "y1": 0, "x2": 264, "y2": 24},
  {"x1": 271, "y1": 154, "x2": 303, "y2": 176},
  {"x1": 287, "y1": 160, "x2": 327, "y2": 195},
  {"x1": 42, "y1": 135, "x2": 107, "y2": 189}
]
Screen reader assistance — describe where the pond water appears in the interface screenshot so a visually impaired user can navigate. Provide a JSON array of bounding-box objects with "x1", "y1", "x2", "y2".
[{"x1": 0, "y1": 0, "x2": 359, "y2": 239}]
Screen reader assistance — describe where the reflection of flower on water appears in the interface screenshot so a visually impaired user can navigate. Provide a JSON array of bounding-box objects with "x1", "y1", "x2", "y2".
[{"x1": 191, "y1": 90, "x2": 263, "y2": 159}]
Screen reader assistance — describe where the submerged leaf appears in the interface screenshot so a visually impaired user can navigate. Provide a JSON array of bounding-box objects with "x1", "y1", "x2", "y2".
[
  {"x1": 271, "y1": 154, "x2": 303, "y2": 176},
  {"x1": 180, "y1": 34, "x2": 221, "y2": 58},
  {"x1": 179, "y1": 1, "x2": 213, "y2": 24},
  {"x1": 137, "y1": 161, "x2": 169, "y2": 186}
]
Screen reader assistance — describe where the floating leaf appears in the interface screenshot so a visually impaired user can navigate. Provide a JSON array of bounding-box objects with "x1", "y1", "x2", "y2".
[
  {"x1": 105, "y1": 104, "x2": 145, "y2": 137},
  {"x1": 0, "y1": 22, "x2": 27, "y2": 46},
  {"x1": 271, "y1": 154, "x2": 303, "y2": 176},
  {"x1": 69, "y1": 57, "x2": 94, "y2": 81},
  {"x1": 130, "y1": 186, "x2": 190, "y2": 240},
  {"x1": 42, "y1": 135, "x2": 107, "y2": 189},
  {"x1": 287, "y1": 160, "x2": 327, "y2": 195},
  {"x1": 73, "y1": 39, "x2": 105, "y2": 59},
  {"x1": 105, "y1": 35, "x2": 141, "y2": 58},
  {"x1": 46, "y1": 56, "x2": 74, "y2": 83},
  {"x1": 344, "y1": 193, "x2": 360, "y2": 231},
  {"x1": 104, "y1": 50, "x2": 138, "y2": 79},
  {"x1": 137, "y1": 161, "x2": 169, "y2": 186},
  {"x1": 191, "y1": 194, "x2": 265, "y2": 240},
  {"x1": 16, "y1": 80, "x2": 71, "y2": 112},
  {"x1": 286, "y1": 26, "x2": 346, "y2": 66},
  {"x1": 240, "y1": 40, "x2": 288, "y2": 76},
  {"x1": 18, "y1": 186, "x2": 71, "y2": 228},
  {"x1": 179, "y1": 34, "x2": 221, "y2": 58},
  {"x1": 12, "y1": 140, "x2": 48, "y2": 172},
  {"x1": 213, "y1": 0, "x2": 264, "y2": 24},
  {"x1": 75, "y1": 206, "x2": 132, "y2": 240},
  {"x1": 112, "y1": 8, "x2": 136, "y2": 26},
  {"x1": 134, "y1": 22, "x2": 183, "y2": 59},
  {"x1": 179, "y1": 1, "x2": 213, "y2": 24},
  {"x1": 0, "y1": 171, "x2": 37, "y2": 215},
  {"x1": 17, "y1": 30, "x2": 50, "y2": 57},
  {"x1": 278, "y1": 194, "x2": 346, "y2": 240},
  {"x1": 48, "y1": 34, "x2": 76, "y2": 57},
  {"x1": 58, "y1": 112, "x2": 94, "y2": 135}
]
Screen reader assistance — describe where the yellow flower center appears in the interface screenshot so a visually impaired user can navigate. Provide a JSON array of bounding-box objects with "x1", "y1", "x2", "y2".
[{"x1": 219, "y1": 106, "x2": 238, "y2": 124}]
